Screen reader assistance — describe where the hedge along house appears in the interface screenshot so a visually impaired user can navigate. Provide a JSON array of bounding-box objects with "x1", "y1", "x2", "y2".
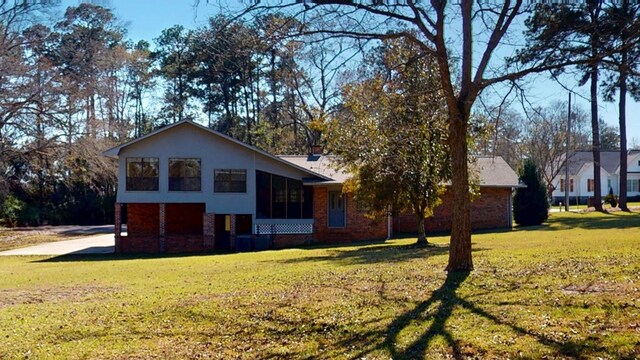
[{"x1": 102, "y1": 120, "x2": 387, "y2": 253}]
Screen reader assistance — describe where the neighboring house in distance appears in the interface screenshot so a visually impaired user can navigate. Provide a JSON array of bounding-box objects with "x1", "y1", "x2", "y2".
[
  {"x1": 103, "y1": 120, "x2": 521, "y2": 254},
  {"x1": 550, "y1": 150, "x2": 640, "y2": 205}
]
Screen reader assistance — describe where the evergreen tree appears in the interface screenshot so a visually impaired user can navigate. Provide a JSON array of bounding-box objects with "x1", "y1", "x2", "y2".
[{"x1": 513, "y1": 159, "x2": 549, "y2": 226}]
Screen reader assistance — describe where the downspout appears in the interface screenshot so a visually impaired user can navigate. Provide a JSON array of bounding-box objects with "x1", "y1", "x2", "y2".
[{"x1": 509, "y1": 189, "x2": 513, "y2": 229}]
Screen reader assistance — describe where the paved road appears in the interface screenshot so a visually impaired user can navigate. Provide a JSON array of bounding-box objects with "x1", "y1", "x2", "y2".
[{"x1": 0, "y1": 233, "x2": 115, "y2": 256}]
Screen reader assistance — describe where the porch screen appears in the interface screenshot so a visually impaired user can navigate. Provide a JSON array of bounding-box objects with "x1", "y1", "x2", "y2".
[{"x1": 256, "y1": 170, "x2": 312, "y2": 219}]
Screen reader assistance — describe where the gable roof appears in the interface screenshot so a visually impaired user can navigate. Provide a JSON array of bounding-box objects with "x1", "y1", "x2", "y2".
[
  {"x1": 102, "y1": 120, "x2": 332, "y2": 181},
  {"x1": 474, "y1": 156, "x2": 521, "y2": 187},
  {"x1": 562, "y1": 151, "x2": 627, "y2": 176},
  {"x1": 279, "y1": 154, "x2": 521, "y2": 188}
]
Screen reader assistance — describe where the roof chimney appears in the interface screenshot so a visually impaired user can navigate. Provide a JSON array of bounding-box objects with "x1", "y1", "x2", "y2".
[{"x1": 311, "y1": 144, "x2": 323, "y2": 156}]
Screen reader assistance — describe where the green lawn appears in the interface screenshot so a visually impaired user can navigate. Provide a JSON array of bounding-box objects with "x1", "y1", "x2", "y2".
[{"x1": 1, "y1": 212, "x2": 639, "y2": 359}]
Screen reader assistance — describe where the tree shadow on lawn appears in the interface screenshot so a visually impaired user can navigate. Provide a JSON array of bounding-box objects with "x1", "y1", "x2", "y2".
[
  {"x1": 274, "y1": 242, "x2": 487, "y2": 266},
  {"x1": 33, "y1": 239, "x2": 482, "y2": 265},
  {"x1": 513, "y1": 210, "x2": 640, "y2": 232},
  {"x1": 345, "y1": 272, "x2": 613, "y2": 359},
  {"x1": 31, "y1": 251, "x2": 236, "y2": 263}
]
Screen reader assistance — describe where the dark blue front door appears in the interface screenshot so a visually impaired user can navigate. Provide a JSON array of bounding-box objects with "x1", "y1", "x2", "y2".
[{"x1": 328, "y1": 191, "x2": 345, "y2": 227}]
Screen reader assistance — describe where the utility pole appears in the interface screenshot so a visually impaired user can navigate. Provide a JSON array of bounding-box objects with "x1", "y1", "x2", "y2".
[{"x1": 564, "y1": 92, "x2": 572, "y2": 211}]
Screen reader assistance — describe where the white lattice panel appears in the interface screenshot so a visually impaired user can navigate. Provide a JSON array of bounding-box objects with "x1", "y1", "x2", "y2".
[{"x1": 255, "y1": 223, "x2": 313, "y2": 235}]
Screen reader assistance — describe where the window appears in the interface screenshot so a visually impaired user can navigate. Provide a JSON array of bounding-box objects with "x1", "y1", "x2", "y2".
[
  {"x1": 628, "y1": 179, "x2": 640, "y2": 192},
  {"x1": 169, "y1": 158, "x2": 201, "y2": 191},
  {"x1": 214, "y1": 169, "x2": 246, "y2": 193},
  {"x1": 126, "y1": 157, "x2": 159, "y2": 191},
  {"x1": 587, "y1": 179, "x2": 594, "y2": 192},
  {"x1": 560, "y1": 178, "x2": 574, "y2": 193},
  {"x1": 256, "y1": 170, "x2": 311, "y2": 219}
]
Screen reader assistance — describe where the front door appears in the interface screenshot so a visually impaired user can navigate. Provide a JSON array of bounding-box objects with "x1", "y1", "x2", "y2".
[
  {"x1": 214, "y1": 214, "x2": 231, "y2": 251},
  {"x1": 328, "y1": 191, "x2": 345, "y2": 227}
]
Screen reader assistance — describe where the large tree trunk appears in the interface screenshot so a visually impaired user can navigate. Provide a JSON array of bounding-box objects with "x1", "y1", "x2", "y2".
[
  {"x1": 446, "y1": 112, "x2": 473, "y2": 271},
  {"x1": 415, "y1": 213, "x2": 428, "y2": 246},
  {"x1": 590, "y1": 64, "x2": 603, "y2": 211},
  {"x1": 618, "y1": 59, "x2": 628, "y2": 211}
]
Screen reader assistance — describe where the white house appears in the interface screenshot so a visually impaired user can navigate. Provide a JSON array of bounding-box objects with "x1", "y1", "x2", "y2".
[{"x1": 550, "y1": 150, "x2": 640, "y2": 205}]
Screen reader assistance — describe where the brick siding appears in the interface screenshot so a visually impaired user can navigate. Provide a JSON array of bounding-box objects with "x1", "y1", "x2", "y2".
[
  {"x1": 127, "y1": 204, "x2": 159, "y2": 236},
  {"x1": 118, "y1": 186, "x2": 509, "y2": 253},
  {"x1": 313, "y1": 187, "x2": 388, "y2": 244},
  {"x1": 118, "y1": 235, "x2": 161, "y2": 253},
  {"x1": 272, "y1": 234, "x2": 314, "y2": 248},
  {"x1": 394, "y1": 187, "x2": 512, "y2": 234},
  {"x1": 166, "y1": 235, "x2": 207, "y2": 253},
  {"x1": 121, "y1": 203, "x2": 207, "y2": 254},
  {"x1": 166, "y1": 203, "x2": 205, "y2": 235}
]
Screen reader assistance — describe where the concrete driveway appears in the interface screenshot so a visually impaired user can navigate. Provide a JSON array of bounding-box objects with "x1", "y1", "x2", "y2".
[{"x1": 0, "y1": 233, "x2": 115, "y2": 256}]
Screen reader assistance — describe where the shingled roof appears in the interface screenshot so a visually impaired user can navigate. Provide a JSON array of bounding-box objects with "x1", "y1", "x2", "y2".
[
  {"x1": 562, "y1": 151, "x2": 628, "y2": 176},
  {"x1": 279, "y1": 155, "x2": 521, "y2": 188}
]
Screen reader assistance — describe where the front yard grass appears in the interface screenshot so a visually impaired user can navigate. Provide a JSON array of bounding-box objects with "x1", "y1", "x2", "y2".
[{"x1": 0, "y1": 211, "x2": 639, "y2": 359}]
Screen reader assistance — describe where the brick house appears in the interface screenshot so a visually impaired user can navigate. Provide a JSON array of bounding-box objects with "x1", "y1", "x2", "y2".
[
  {"x1": 103, "y1": 120, "x2": 520, "y2": 253},
  {"x1": 393, "y1": 157, "x2": 521, "y2": 234},
  {"x1": 103, "y1": 120, "x2": 386, "y2": 253}
]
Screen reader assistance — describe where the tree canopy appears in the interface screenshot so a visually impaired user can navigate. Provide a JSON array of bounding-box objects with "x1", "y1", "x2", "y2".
[{"x1": 327, "y1": 37, "x2": 450, "y2": 245}]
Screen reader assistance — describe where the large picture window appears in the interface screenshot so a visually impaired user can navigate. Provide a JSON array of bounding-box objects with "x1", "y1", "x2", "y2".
[
  {"x1": 256, "y1": 170, "x2": 311, "y2": 219},
  {"x1": 169, "y1": 158, "x2": 201, "y2": 191},
  {"x1": 215, "y1": 169, "x2": 247, "y2": 193},
  {"x1": 628, "y1": 179, "x2": 640, "y2": 192},
  {"x1": 126, "y1": 157, "x2": 159, "y2": 191}
]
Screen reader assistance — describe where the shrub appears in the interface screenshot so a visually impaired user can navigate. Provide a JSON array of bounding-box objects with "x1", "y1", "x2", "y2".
[
  {"x1": 1, "y1": 195, "x2": 25, "y2": 227},
  {"x1": 513, "y1": 159, "x2": 549, "y2": 226},
  {"x1": 604, "y1": 188, "x2": 618, "y2": 208}
]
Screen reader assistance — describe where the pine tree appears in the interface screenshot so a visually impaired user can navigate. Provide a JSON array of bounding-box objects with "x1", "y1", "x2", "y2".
[{"x1": 513, "y1": 159, "x2": 549, "y2": 226}]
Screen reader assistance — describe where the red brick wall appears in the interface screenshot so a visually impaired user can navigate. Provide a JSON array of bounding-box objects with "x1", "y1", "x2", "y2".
[
  {"x1": 121, "y1": 203, "x2": 207, "y2": 254},
  {"x1": 272, "y1": 234, "x2": 314, "y2": 248},
  {"x1": 118, "y1": 235, "x2": 160, "y2": 253},
  {"x1": 166, "y1": 203, "x2": 205, "y2": 235},
  {"x1": 166, "y1": 235, "x2": 206, "y2": 253},
  {"x1": 313, "y1": 187, "x2": 388, "y2": 244},
  {"x1": 394, "y1": 187, "x2": 512, "y2": 234},
  {"x1": 127, "y1": 204, "x2": 159, "y2": 236}
]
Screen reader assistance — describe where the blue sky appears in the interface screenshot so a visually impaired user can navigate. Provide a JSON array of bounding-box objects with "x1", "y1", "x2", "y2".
[{"x1": 60, "y1": 1, "x2": 640, "y2": 146}]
